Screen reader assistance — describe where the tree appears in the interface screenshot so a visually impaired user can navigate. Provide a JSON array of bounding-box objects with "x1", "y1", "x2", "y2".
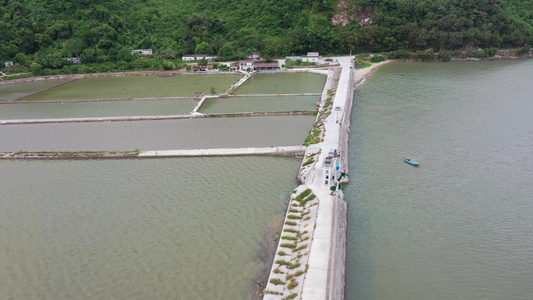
[
  {"x1": 210, "y1": 87, "x2": 216, "y2": 95},
  {"x1": 218, "y1": 42, "x2": 235, "y2": 58},
  {"x1": 30, "y1": 62, "x2": 43, "y2": 75},
  {"x1": 194, "y1": 42, "x2": 213, "y2": 54},
  {"x1": 157, "y1": 47, "x2": 176, "y2": 59},
  {"x1": 116, "y1": 47, "x2": 134, "y2": 62},
  {"x1": 162, "y1": 60, "x2": 175, "y2": 70}
]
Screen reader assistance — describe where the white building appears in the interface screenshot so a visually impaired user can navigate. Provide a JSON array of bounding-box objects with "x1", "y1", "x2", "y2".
[
  {"x1": 238, "y1": 59, "x2": 254, "y2": 71},
  {"x1": 285, "y1": 52, "x2": 322, "y2": 62},
  {"x1": 182, "y1": 54, "x2": 218, "y2": 61},
  {"x1": 4, "y1": 61, "x2": 14, "y2": 67},
  {"x1": 62, "y1": 57, "x2": 81, "y2": 64},
  {"x1": 301, "y1": 52, "x2": 321, "y2": 62},
  {"x1": 131, "y1": 49, "x2": 153, "y2": 55},
  {"x1": 247, "y1": 52, "x2": 261, "y2": 60}
]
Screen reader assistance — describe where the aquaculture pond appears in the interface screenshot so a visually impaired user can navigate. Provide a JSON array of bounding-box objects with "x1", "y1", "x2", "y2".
[
  {"x1": 22, "y1": 74, "x2": 241, "y2": 101},
  {"x1": 199, "y1": 95, "x2": 319, "y2": 114},
  {"x1": 0, "y1": 79, "x2": 69, "y2": 101},
  {"x1": 232, "y1": 72, "x2": 326, "y2": 95},
  {"x1": 0, "y1": 115, "x2": 315, "y2": 151},
  {"x1": 0, "y1": 99, "x2": 197, "y2": 120},
  {"x1": 0, "y1": 156, "x2": 301, "y2": 300}
]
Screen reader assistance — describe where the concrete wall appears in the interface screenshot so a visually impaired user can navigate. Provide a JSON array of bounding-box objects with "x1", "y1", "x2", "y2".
[{"x1": 327, "y1": 191, "x2": 348, "y2": 299}]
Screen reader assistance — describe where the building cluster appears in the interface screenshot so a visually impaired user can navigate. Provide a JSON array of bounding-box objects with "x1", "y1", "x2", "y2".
[
  {"x1": 286, "y1": 52, "x2": 323, "y2": 62},
  {"x1": 2, "y1": 48, "x2": 329, "y2": 72}
]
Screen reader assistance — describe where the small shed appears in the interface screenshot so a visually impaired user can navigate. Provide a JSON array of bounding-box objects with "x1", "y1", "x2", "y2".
[{"x1": 5, "y1": 61, "x2": 14, "y2": 67}]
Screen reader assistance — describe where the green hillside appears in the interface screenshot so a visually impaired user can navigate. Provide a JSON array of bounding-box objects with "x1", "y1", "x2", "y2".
[{"x1": 1, "y1": 0, "x2": 532, "y2": 66}]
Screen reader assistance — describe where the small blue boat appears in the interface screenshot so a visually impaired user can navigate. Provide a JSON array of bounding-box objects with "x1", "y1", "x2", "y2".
[{"x1": 404, "y1": 158, "x2": 419, "y2": 166}]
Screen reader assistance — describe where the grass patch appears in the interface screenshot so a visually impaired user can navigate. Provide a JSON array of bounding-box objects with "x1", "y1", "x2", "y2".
[
  {"x1": 282, "y1": 236, "x2": 298, "y2": 241},
  {"x1": 302, "y1": 157, "x2": 315, "y2": 167},
  {"x1": 287, "y1": 215, "x2": 302, "y2": 220},
  {"x1": 285, "y1": 293, "x2": 298, "y2": 300},
  {"x1": 293, "y1": 244, "x2": 308, "y2": 252},
  {"x1": 304, "y1": 127, "x2": 322, "y2": 146},
  {"x1": 287, "y1": 279, "x2": 299, "y2": 289},
  {"x1": 288, "y1": 262, "x2": 301, "y2": 269},
  {"x1": 280, "y1": 243, "x2": 296, "y2": 249},
  {"x1": 297, "y1": 189, "x2": 312, "y2": 199},
  {"x1": 285, "y1": 221, "x2": 297, "y2": 226},
  {"x1": 286, "y1": 274, "x2": 294, "y2": 280},
  {"x1": 270, "y1": 278, "x2": 285, "y2": 285}
]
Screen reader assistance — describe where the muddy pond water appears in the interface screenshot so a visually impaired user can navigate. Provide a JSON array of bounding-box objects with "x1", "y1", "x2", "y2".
[
  {"x1": 21, "y1": 74, "x2": 241, "y2": 101},
  {"x1": 0, "y1": 156, "x2": 301, "y2": 300}
]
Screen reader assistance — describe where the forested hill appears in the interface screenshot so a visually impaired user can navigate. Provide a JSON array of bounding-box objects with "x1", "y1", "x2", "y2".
[{"x1": 1, "y1": 0, "x2": 532, "y2": 64}]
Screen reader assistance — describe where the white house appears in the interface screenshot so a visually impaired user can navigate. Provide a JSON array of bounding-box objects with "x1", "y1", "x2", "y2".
[
  {"x1": 247, "y1": 52, "x2": 261, "y2": 60},
  {"x1": 301, "y1": 52, "x2": 321, "y2": 62},
  {"x1": 131, "y1": 49, "x2": 153, "y2": 55},
  {"x1": 238, "y1": 59, "x2": 254, "y2": 71},
  {"x1": 285, "y1": 52, "x2": 322, "y2": 62},
  {"x1": 62, "y1": 57, "x2": 81, "y2": 64},
  {"x1": 5, "y1": 61, "x2": 14, "y2": 67},
  {"x1": 182, "y1": 54, "x2": 218, "y2": 61}
]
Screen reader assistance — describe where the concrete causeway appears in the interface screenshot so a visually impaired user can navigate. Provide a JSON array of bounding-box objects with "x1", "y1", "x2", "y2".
[{"x1": 264, "y1": 57, "x2": 356, "y2": 300}]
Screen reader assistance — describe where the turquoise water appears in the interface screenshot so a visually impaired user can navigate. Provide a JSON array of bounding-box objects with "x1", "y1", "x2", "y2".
[{"x1": 345, "y1": 60, "x2": 533, "y2": 299}]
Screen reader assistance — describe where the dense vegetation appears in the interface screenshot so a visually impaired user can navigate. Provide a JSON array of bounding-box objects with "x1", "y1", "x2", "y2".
[{"x1": 1, "y1": 0, "x2": 532, "y2": 70}]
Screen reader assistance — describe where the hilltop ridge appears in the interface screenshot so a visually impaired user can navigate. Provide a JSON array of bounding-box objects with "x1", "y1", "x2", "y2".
[{"x1": 1, "y1": 0, "x2": 532, "y2": 65}]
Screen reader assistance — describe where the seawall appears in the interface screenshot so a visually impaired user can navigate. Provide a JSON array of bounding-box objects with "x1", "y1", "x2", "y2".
[
  {"x1": 264, "y1": 58, "x2": 393, "y2": 299},
  {"x1": 264, "y1": 57, "x2": 353, "y2": 300}
]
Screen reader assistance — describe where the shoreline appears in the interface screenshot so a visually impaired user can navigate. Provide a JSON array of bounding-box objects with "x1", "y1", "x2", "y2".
[
  {"x1": 354, "y1": 60, "x2": 394, "y2": 85},
  {"x1": 3, "y1": 53, "x2": 530, "y2": 86}
]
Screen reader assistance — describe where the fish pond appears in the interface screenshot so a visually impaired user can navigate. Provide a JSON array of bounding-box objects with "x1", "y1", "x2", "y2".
[
  {"x1": 232, "y1": 72, "x2": 326, "y2": 95},
  {"x1": 199, "y1": 95, "x2": 319, "y2": 114},
  {"x1": 21, "y1": 74, "x2": 241, "y2": 101}
]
